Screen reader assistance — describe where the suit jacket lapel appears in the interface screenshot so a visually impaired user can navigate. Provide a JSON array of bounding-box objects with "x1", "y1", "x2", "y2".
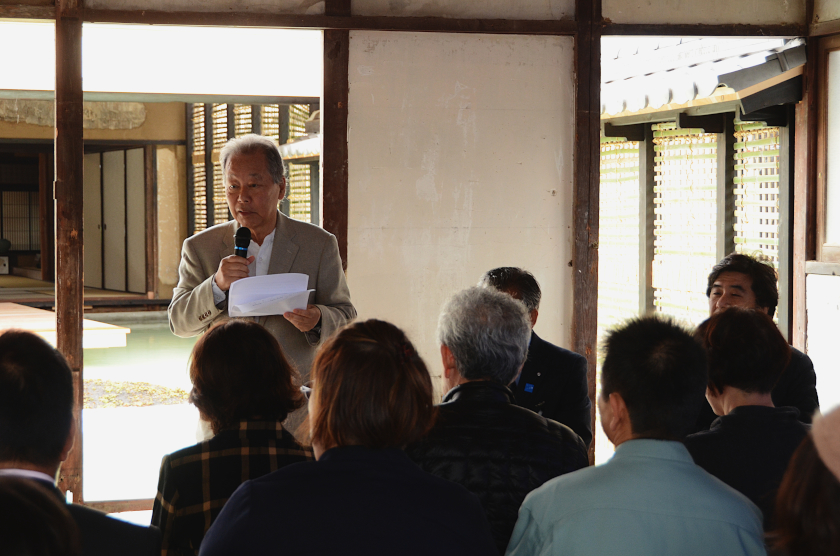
[
  {"x1": 260, "y1": 211, "x2": 299, "y2": 326},
  {"x1": 220, "y1": 220, "x2": 237, "y2": 260}
]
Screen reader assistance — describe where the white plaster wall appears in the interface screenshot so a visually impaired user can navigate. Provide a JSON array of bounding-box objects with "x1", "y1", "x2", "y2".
[
  {"x1": 603, "y1": 0, "x2": 805, "y2": 25},
  {"x1": 347, "y1": 31, "x2": 575, "y2": 391},
  {"x1": 84, "y1": 0, "x2": 324, "y2": 15},
  {"x1": 806, "y1": 273, "x2": 840, "y2": 413},
  {"x1": 351, "y1": 0, "x2": 573, "y2": 20},
  {"x1": 815, "y1": 0, "x2": 840, "y2": 23}
]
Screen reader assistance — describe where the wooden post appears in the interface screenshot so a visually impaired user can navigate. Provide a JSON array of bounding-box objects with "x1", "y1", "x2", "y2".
[
  {"x1": 144, "y1": 145, "x2": 158, "y2": 298},
  {"x1": 54, "y1": 0, "x2": 84, "y2": 502},
  {"x1": 715, "y1": 112, "x2": 736, "y2": 261},
  {"x1": 574, "y1": 0, "x2": 601, "y2": 465},
  {"x1": 639, "y1": 125, "x2": 655, "y2": 316}
]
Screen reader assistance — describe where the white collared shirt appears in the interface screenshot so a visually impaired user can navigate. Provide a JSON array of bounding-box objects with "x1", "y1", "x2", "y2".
[{"x1": 213, "y1": 229, "x2": 276, "y2": 305}]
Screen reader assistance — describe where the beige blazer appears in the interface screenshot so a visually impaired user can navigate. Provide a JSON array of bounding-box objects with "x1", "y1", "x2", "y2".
[{"x1": 168, "y1": 211, "x2": 356, "y2": 380}]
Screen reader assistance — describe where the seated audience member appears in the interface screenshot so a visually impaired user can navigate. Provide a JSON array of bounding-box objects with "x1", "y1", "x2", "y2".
[
  {"x1": 406, "y1": 286, "x2": 588, "y2": 554},
  {"x1": 151, "y1": 320, "x2": 313, "y2": 556},
  {"x1": 769, "y1": 406, "x2": 840, "y2": 556},
  {"x1": 506, "y1": 316, "x2": 765, "y2": 556},
  {"x1": 200, "y1": 319, "x2": 497, "y2": 556},
  {"x1": 685, "y1": 308, "x2": 809, "y2": 529},
  {"x1": 696, "y1": 252, "x2": 818, "y2": 431},
  {"x1": 0, "y1": 330, "x2": 160, "y2": 556},
  {"x1": 479, "y1": 267, "x2": 592, "y2": 447},
  {"x1": 0, "y1": 476, "x2": 81, "y2": 556}
]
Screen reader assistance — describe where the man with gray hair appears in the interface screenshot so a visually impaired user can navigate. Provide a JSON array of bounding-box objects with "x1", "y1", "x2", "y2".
[
  {"x1": 169, "y1": 134, "x2": 355, "y2": 436},
  {"x1": 406, "y1": 287, "x2": 588, "y2": 554},
  {"x1": 480, "y1": 267, "x2": 592, "y2": 447}
]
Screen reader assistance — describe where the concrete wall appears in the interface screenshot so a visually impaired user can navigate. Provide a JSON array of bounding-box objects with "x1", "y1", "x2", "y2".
[
  {"x1": 806, "y1": 273, "x2": 840, "y2": 413},
  {"x1": 351, "y1": 0, "x2": 573, "y2": 20},
  {"x1": 156, "y1": 145, "x2": 188, "y2": 299},
  {"x1": 346, "y1": 31, "x2": 575, "y2": 394},
  {"x1": 603, "y1": 0, "x2": 805, "y2": 25},
  {"x1": 815, "y1": 0, "x2": 840, "y2": 24}
]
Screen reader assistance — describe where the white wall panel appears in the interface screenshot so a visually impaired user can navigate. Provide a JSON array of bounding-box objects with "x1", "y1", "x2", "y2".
[
  {"x1": 125, "y1": 148, "x2": 146, "y2": 294},
  {"x1": 815, "y1": 0, "x2": 840, "y2": 23},
  {"x1": 351, "y1": 0, "x2": 573, "y2": 20},
  {"x1": 603, "y1": 0, "x2": 804, "y2": 26},
  {"x1": 806, "y1": 274, "x2": 840, "y2": 413},
  {"x1": 347, "y1": 31, "x2": 575, "y2": 391}
]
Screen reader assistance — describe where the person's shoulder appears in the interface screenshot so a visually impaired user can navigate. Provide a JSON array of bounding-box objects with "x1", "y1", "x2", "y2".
[
  {"x1": 788, "y1": 346, "x2": 812, "y2": 368},
  {"x1": 530, "y1": 333, "x2": 586, "y2": 365},
  {"x1": 67, "y1": 504, "x2": 160, "y2": 556},
  {"x1": 183, "y1": 220, "x2": 235, "y2": 247},
  {"x1": 522, "y1": 461, "x2": 601, "y2": 510}
]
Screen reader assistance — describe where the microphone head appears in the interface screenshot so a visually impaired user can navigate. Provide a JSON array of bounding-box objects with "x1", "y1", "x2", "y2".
[{"x1": 234, "y1": 227, "x2": 251, "y2": 250}]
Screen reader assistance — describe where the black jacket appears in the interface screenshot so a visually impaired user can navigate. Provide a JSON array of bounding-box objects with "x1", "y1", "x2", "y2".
[
  {"x1": 509, "y1": 331, "x2": 592, "y2": 447},
  {"x1": 684, "y1": 405, "x2": 809, "y2": 530},
  {"x1": 406, "y1": 381, "x2": 589, "y2": 554},
  {"x1": 693, "y1": 347, "x2": 819, "y2": 432}
]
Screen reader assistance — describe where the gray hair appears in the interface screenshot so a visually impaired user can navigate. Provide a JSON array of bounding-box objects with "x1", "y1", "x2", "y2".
[
  {"x1": 437, "y1": 287, "x2": 531, "y2": 385},
  {"x1": 219, "y1": 134, "x2": 287, "y2": 187}
]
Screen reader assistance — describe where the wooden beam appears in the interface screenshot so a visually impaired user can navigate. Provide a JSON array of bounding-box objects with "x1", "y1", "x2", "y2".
[
  {"x1": 575, "y1": 0, "x2": 601, "y2": 466},
  {"x1": 0, "y1": 4, "x2": 54, "y2": 19},
  {"x1": 778, "y1": 105, "x2": 794, "y2": 341},
  {"x1": 144, "y1": 145, "x2": 158, "y2": 298},
  {"x1": 81, "y1": 9, "x2": 578, "y2": 35},
  {"x1": 84, "y1": 498, "x2": 154, "y2": 513},
  {"x1": 603, "y1": 22, "x2": 805, "y2": 37},
  {"x1": 321, "y1": 29, "x2": 349, "y2": 269},
  {"x1": 792, "y1": 38, "x2": 819, "y2": 350},
  {"x1": 810, "y1": 19, "x2": 840, "y2": 37},
  {"x1": 715, "y1": 112, "x2": 735, "y2": 261},
  {"x1": 680, "y1": 112, "x2": 726, "y2": 134},
  {"x1": 604, "y1": 122, "x2": 644, "y2": 142},
  {"x1": 54, "y1": 0, "x2": 84, "y2": 503},
  {"x1": 639, "y1": 125, "x2": 655, "y2": 316}
]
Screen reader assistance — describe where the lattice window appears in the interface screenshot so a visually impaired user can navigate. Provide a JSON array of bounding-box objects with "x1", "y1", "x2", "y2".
[
  {"x1": 652, "y1": 122, "x2": 718, "y2": 326},
  {"x1": 1, "y1": 191, "x2": 38, "y2": 250},
  {"x1": 212, "y1": 104, "x2": 230, "y2": 226},
  {"x1": 234, "y1": 105, "x2": 252, "y2": 137},
  {"x1": 261, "y1": 105, "x2": 281, "y2": 146},
  {"x1": 598, "y1": 138, "x2": 641, "y2": 336},
  {"x1": 734, "y1": 123, "x2": 780, "y2": 268},
  {"x1": 288, "y1": 164, "x2": 311, "y2": 222},
  {"x1": 191, "y1": 103, "x2": 207, "y2": 234},
  {"x1": 289, "y1": 104, "x2": 309, "y2": 139}
]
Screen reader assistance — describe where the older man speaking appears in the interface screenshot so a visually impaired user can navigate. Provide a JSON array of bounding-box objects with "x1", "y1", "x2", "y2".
[{"x1": 169, "y1": 134, "x2": 355, "y2": 384}]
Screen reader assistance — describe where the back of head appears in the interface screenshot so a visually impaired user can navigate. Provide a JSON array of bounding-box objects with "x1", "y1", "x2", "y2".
[
  {"x1": 696, "y1": 307, "x2": 791, "y2": 395},
  {"x1": 707, "y1": 252, "x2": 778, "y2": 317},
  {"x1": 189, "y1": 320, "x2": 304, "y2": 434},
  {"x1": 478, "y1": 267, "x2": 541, "y2": 312},
  {"x1": 310, "y1": 319, "x2": 435, "y2": 450},
  {"x1": 771, "y1": 432, "x2": 840, "y2": 555},
  {"x1": 438, "y1": 286, "x2": 531, "y2": 384},
  {"x1": 602, "y1": 316, "x2": 707, "y2": 440},
  {"x1": 219, "y1": 134, "x2": 286, "y2": 185},
  {"x1": 0, "y1": 477, "x2": 81, "y2": 556},
  {"x1": 0, "y1": 330, "x2": 73, "y2": 468}
]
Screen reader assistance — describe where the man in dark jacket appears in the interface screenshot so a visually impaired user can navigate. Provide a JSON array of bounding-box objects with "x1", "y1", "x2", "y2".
[
  {"x1": 406, "y1": 287, "x2": 589, "y2": 554},
  {"x1": 694, "y1": 253, "x2": 819, "y2": 431},
  {"x1": 478, "y1": 267, "x2": 591, "y2": 447},
  {"x1": 0, "y1": 330, "x2": 160, "y2": 556}
]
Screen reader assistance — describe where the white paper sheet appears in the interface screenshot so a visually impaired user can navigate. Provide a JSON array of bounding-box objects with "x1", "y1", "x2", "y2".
[{"x1": 228, "y1": 273, "x2": 314, "y2": 317}]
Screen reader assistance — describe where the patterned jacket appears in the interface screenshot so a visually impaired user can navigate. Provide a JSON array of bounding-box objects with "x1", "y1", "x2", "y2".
[{"x1": 151, "y1": 419, "x2": 313, "y2": 556}]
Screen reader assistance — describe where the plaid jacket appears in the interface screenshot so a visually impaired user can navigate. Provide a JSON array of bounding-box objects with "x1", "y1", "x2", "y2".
[{"x1": 151, "y1": 420, "x2": 313, "y2": 556}]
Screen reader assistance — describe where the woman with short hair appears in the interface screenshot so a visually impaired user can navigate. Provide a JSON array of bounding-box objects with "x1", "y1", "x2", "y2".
[
  {"x1": 152, "y1": 320, "x2": 313, "y2": 556},
  {"x1": 200, "y1": 319, "x2": 497, "y2": 556}
]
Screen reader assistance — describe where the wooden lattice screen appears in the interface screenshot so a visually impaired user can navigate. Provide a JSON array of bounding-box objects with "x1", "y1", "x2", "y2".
[
  {"x1": 211, "y1": 104, "x2": 230, "y2": 227},
  {"x1": 651, "y1": 122, "x2": 718, "y2": 326},
  {"x1": 287, "y1": 104, "x2": 312, "y2": 223},
  {"x1": 234, "y1": 105, "x2": 252, "y2": 138},
  {"x1": 733, "y1": 122, "x2": 781, "y2": 268},
  {"x1": 191, "y1": 104, "x2": 208, "y2": 233},
  {"x1": 1, "y1": 191, "x2": 39, "y2": 250}
]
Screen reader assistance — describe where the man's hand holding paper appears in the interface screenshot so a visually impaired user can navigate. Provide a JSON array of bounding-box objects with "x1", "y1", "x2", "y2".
[{"x1": 229, "y1": 273, "x2": 315, "y2": 318}]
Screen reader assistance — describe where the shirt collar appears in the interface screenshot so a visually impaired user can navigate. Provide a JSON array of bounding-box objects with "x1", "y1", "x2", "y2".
[
  {"x1": 612, "y1": 438, "x2": 694, "y2": 464},
  {"x1": 0, "y1": 468, "x2": 56, "y2": 484}
]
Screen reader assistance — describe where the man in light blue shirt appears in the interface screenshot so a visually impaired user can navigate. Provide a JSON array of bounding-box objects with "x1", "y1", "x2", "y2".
[{"x1": 506, "y1": 316, "x2": 766, "y2": 556}]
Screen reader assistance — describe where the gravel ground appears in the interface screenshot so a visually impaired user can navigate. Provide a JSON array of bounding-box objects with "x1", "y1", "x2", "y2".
[{"x1": 83, "y1": 379, "x2": 190, "y2": 409}]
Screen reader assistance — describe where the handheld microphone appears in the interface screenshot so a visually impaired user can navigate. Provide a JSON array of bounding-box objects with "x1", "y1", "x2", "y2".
[{"x1": 234, "y1": 227, "x2": 251, "y2": 258}]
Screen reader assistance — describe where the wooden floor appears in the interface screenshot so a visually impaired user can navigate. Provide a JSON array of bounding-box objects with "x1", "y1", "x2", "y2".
[{"x1": 0, "y1": 275, "x2": 151, "y2": 305}]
